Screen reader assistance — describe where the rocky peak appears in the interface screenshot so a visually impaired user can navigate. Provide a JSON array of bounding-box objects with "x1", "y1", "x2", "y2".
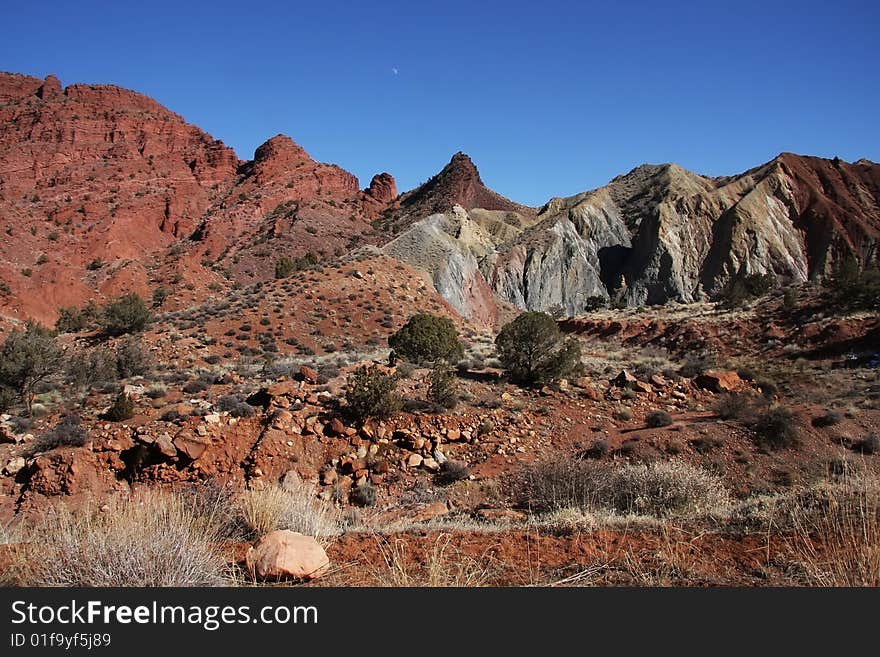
[
  {"x1": 254, "y1": 134, "x2": 310, "y2": 165},
  {"x1": 251, "y1": 135, "x2": 314, "y2": 184},
  {"x1": 0, "y1": 71, "x2": 43, "y2": 100},
  {"x1": 398, "y1": 151, "x2": 529, "y2": 217},
  {"x1": 37, "y1": 74, "x2": 62, "y2": 100},
  {"x1": 365, "y1": 172, "x2": 398, "y2": 204}
]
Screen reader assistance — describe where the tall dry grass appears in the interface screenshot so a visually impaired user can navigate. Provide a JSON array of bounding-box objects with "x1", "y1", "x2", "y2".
[
  {"x1": 783, "y1": 475, "x2": 880, "y2": 586},
  {"x1": 8, "y1": 491, "x2": 230, "y2": 586},
  {"x1": 364, "y1": 533, "x2": 497, "y2": 587},
  {"x1": 238, "y1": 478, "x2": 340, "y2": 543}
]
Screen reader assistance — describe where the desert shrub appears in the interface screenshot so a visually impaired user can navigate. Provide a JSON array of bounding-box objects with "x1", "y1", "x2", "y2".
[
  {"x1": 10, "y1": 492, "x2": 228, "y2": 586},
  {"x1": 516, "y1": 457, "x2": 612, "y2": 512},
  {"x1": 853, "y1": 434, "x2": 880, "y2": 455},
  {"x1": 584, "y1": 295, "x2": 608, "y2": 311},
  {"x1": 678, "y1": 354, "x2": 713, "y2": 378},
  {"x1": 145, "y1": 383, "x2": 167, "y2": 399},
  {"x1": 238, "y1": 480, "x2": 338, "y2": 542},
  {"x1": 389, "y1": 313, "x2": 464, "y2": 364},
  {"x1": 30, "y1": 414, "x2": 88, "y2": 453},
  {"x1": 582, "y1": 439, "x2": 609, "y2": 459},
  {"x1": 717, "y1": 272, "x2": 777, "y2": 308},
  {"x1": 691, "y1": 435, "x2": 724, "y2": 454},
  {"x1": 754, "y1": 376, "x2": 778, "y2": 398},
  {"x1": 517, "y1": 456, "x2": 730, "y2": 518},
  {"x1": 350, "y1": 481, "x2": 377, "y2": 507},
  {"x1": 825, "y1": 256, "x2": 880, "y2": 311},
  {"x1": 753, "y1": 406, "x2": 798, "y2": 450},
  {"x1": 101, "y1": 293, "x2": 151, "y2": 336},
  {"x1": 55, "y1": 306, "x2": 87, "y2": 333},
  {"x1": 274, "y1": 256, "x2": 295, "y2": 279},
  {"x1": 781, "y1": 476, "x2": 880, "y2": 586},
  {"x1": 183, "y1": 379, "x2": 210, "y2": 394},
  {"x1": 114, "y1": 336, "x2": 151, "y2": 378},
  {"x1": 646, "y1": 410, "x2": 673, "y2": 428},
  {"x1": 713, "y1": 393, "x2": 754, "y2": 420},
  {"x1": 0, "y1": 322, "x2": 62, "y2": 415},
  {"x1": 345, "y1": 364, "x2": 401, "y2": 422},
  {"x1": 495, "y1": 311, "x2": 582, "y2": 386},
  {"x1": 427, "y1": 362, "x2": 458, "y2": 410},
  {"x1": 216, "y1": 394, "x2": 255, "y2": 418},
  {"x1": 437, "y1": 460, "x2": 470, "y2": 485},
  {"x1": 65, "y1": 346, "x2": 117, "y2": 390},
  {"x1": 812, "y1": 409, "x2": 844, "y2": 428},
  {"x1": 0, "y1": 386, "x2": 17, "y2": 412},
  {"x1": 177, "y1": 479, "x2": 244, "y2": 541},
  {"x1": 275, "y1": 253, "x2": 317, "y2": 279},
  {"x1": 104, "y1": 393, "x2": 134, "y2": 421},
  {"x1": 152, "y1": 286, "x2": 170, "y2": 308},
  {"x1": 610, "y1": 461, "x2": 731, "y2": 517}
]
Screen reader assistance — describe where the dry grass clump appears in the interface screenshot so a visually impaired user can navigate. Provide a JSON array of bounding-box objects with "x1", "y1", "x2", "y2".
[
  {"x1": 238, "y1": 479, "x2": 340, "y2": 543},
  {"x1": 516, "y1": 456, "x2": 730, "y2": 519},
  {"x1": 365, "y1": 533, "x2": 496, "y2": 587},
  {"x1": 782, "y1": 475, "x2": 880, "y2": 586},
  {"x1": 9, "y1": 491, "x2": 229, "y2": 586}
]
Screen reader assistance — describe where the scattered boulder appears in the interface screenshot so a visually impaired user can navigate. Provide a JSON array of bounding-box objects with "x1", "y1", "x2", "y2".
[
  {"x1": 172, "y1": 431, "x2": 210, "y2": 460},
  {"x1": 694, "y1": 370, "x2": 742, "y2": 393},
  {"x1": 299, "y1": 366, "x2": 319, "y2": 384},
  {"x1": 3, "y1": 457, "x2": 25, "y2": 476},
  {"x1": 245, "y1": 530, "x2": 330, "y2": 581},
  {"x1": 612, "y1": 370, "x2": 652, "y2": 394}
]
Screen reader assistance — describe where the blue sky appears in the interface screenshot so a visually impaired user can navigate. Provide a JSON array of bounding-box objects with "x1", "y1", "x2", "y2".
[{"x1": 2, "y1": 1, "x2": 878, "y2": 205}]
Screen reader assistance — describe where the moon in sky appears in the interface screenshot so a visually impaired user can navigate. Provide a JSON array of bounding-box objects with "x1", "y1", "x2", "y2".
[{"x1": 392, "y1": 67, "x2": 399, "y2": 75}]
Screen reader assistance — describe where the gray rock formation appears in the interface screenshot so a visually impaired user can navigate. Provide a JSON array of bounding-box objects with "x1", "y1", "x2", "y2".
[{"x1": 381, "y1": 153, "x2": 880, "y2": 321}]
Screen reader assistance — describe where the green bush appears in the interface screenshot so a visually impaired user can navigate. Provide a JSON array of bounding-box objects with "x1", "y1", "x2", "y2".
[
  {"x1": 646, "y1": 410, "x2": 673, "y2": 428},
  {"x1": 717, "y1": 272, "x2": 777, "y2": 308},
  {"x1": 114, "y1": 336, "x2": 151, "y2": 378},
  {"x1": 105, "y1": 393, "x2": 134, "y2": 422},
  {"x1": 275, "y1": 253, "x2": 318, "y2": 279},
  {"x1": 152, "y1": 286, "x2": 169, "y2": 308},
  {"x1": 0, "y1": 322, "x2": 62, "y2": 415},
  {"x1": 345, "y1": 364, "x2": 401, "y2": 423},
  {"x1": 55, "y1": 306, "x2": 88, "y2": 333},
  {"x1": 825, "y1": 256, "x2": 880, "y2": 311},
  {"x1": 427, "y1": 362, "x2": 458, "y2": 410},
  {"x1": 65, "y1": 346, "x2": 118, "y2": 390},
  {"x1": 101, "y1": 293, "x2": 151, "y2": 336},
  {"x1": 388, "y1": 313, "x2": 464, "y2": 364},
  {"x1": 584, "y1": 295, "x2": 608, "y2": 311},
  {"x1": 753, "y1": 406, "x2": 799, "y2": 450},
  {"x1": 495, "y1": 311, "x2": 581, "y2": 386}
]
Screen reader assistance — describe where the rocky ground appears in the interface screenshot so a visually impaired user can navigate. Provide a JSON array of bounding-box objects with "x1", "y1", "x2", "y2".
[{"x1": 0, "y1": 286, "x2": 877, "y2": 586}]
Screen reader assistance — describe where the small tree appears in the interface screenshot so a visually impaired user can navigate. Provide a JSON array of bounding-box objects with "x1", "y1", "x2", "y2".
[
  {"x1": 55, "y1": 306, "x2": 87, "y2": 333},
  {"x1": 0, "y1": 322, "x2": 62, "y2": 415},
  {"x1": 495, "y1": 311, "x2": 582, "y2": 386},
  {"x1": 427, "y1": 361, "x2": 458, "y2": 410},
  {"x1": 65, "y1": 346, "x2": 118, "y2": 391},
  {"x1": 388, "y1": 313, "x2": 464, "y2": 364},
  {"x1": 826, "y1": 256, "x2": 880, "y2": 311},
  {"x1": 345, "y1": 364, "x2": 401, "y2": 423},
  {"x1": 275, "y1": 256, "x2": 295, "y2": 279},
  {"x1": 101, "y1": 293, "x2": 151, "y2": 336}
]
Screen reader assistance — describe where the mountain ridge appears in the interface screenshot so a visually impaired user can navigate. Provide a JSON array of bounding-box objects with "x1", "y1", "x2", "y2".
[{"x1": 1, "y1": 71, "x2": 877, "y2": 327}]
